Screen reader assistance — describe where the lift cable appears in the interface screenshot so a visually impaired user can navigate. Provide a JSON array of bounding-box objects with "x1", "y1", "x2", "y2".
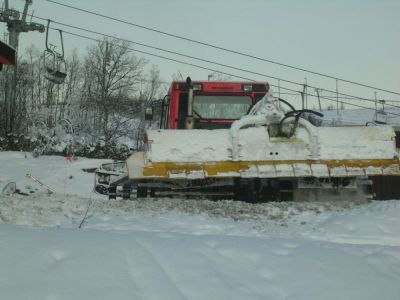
[
  {"x1": 27, "y1": 14, "x2": 400, "y2": 111},
  {"x1": 52, "y1": 27, "x2": 400, "y2": 118},
  {"x1": 45, "y1": 0, "x2": 400, "y2": 97},
  {"x1": 51, "y1": 27, "x2": 400, "y2": 117}
]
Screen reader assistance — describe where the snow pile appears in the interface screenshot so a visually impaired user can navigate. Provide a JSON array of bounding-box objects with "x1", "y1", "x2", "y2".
[{"x1": 0, "y1": 193, "x2": 368, "y2": 231}]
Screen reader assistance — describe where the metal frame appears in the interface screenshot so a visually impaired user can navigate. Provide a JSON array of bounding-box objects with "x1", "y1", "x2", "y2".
[{"x1": 43, "y1": 19, "x2": 67, "y2": 84}]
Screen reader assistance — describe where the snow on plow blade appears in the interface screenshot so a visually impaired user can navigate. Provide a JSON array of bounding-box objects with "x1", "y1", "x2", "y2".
[{"x1": 127, "y1": 125, "x2": 399, "y2": 180}]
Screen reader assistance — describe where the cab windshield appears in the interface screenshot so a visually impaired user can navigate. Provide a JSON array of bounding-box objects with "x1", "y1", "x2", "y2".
[{"x1": 193, "y1": 95, "x2": 253, "y2": 120}]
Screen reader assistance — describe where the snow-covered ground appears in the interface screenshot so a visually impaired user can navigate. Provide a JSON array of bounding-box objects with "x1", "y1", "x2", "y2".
[
  {"x1": 322, "y1": 108, "x2": 400, "y2": 127},
  {"x1": 1, "y1": 151, "x2": 400, "y2": 300}
]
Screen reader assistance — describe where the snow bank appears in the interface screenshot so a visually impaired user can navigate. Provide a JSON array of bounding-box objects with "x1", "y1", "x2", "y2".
[{"x1": 0, "y1": 193, "x2": 369, "y2": 231}]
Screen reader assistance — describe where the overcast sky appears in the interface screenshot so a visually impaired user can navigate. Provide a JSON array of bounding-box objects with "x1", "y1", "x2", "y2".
[{"x1": 2, "y1": 0, "x2": 399, "y2": 108}]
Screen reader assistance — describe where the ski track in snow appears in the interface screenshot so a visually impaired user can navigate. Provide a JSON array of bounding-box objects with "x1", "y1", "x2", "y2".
[{"x1": 123, "y1": 238, "x2": 188, "y2": 300}]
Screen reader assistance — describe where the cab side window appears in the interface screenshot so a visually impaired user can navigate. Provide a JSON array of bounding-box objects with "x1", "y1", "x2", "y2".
[{"x1": 177, "y1": 93, "x2": 188, "y2": 129}]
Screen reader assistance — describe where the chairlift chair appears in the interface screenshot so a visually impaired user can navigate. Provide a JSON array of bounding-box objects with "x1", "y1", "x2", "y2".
[{"x1": 43, "y1": 20, "x2": 67, "y2": 84}]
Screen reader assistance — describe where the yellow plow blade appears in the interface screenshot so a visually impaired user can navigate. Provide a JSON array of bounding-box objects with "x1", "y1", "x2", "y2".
[{"x1": 127, "y1": 152, "x2": 399, "y2": 180}]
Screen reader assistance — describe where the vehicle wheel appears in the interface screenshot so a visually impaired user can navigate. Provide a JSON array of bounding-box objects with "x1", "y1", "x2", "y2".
[
  {"x1": 95, "y1": 185, "x2": 108, "y2": 195},
  {"x1": 108, "y1": 186, "x2": 117, "y2": 200},
  {"x1": 137, "y1": 186, "x2": 148, "y2": 198},
  {"x1": 122, "y1": 188, "x2": 131, "y2": 200}
]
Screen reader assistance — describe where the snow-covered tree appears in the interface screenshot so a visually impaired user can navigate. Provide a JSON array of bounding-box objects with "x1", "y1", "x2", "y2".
[{"x1": 80, "y1": 38, "x2": 147, "y2": 147}]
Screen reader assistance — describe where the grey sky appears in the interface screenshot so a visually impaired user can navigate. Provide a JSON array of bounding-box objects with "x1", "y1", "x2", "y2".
[{"x1": 2, "y1": 0, "x2": 399, "y2": 108}]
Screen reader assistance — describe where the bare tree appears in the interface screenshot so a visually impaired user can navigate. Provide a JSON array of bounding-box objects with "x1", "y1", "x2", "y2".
[
  {"x1": 81, "y1": 38, "x2": 147, "y2": 146},
  {"x1": 0, "y1": 39, "x2": 165, "y2": 156},
  {"x1": 133, "y1": 65, "x2": 166, "y2": 149}
]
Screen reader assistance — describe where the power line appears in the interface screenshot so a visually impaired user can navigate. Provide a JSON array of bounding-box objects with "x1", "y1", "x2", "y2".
[
  {"x1": 40, "y1": 24, "x2": 400, "y2": 117},
  {"x1": 32, "y1": 16, "x2": 305, "y2": 86},
  {"x1": 26, "y1": 13, "x2": 400, "y2": 112},
  {"x1": 6, "y1": 6, "x2": 395, "y2": 116},
  {"x1": 47, "y1": 27, "x2": 400, "y2": 118},
  {"x1": 45, "y1": 0, "x2": 400, "y2": 97},
  {"x1": 58, "y1": 29, "x2": 255, "y2": 82}
]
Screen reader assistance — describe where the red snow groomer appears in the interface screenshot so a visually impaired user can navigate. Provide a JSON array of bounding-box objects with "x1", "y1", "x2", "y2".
[{"x1": 95, "y1": 77, "x2": 400, "y2": 201}]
